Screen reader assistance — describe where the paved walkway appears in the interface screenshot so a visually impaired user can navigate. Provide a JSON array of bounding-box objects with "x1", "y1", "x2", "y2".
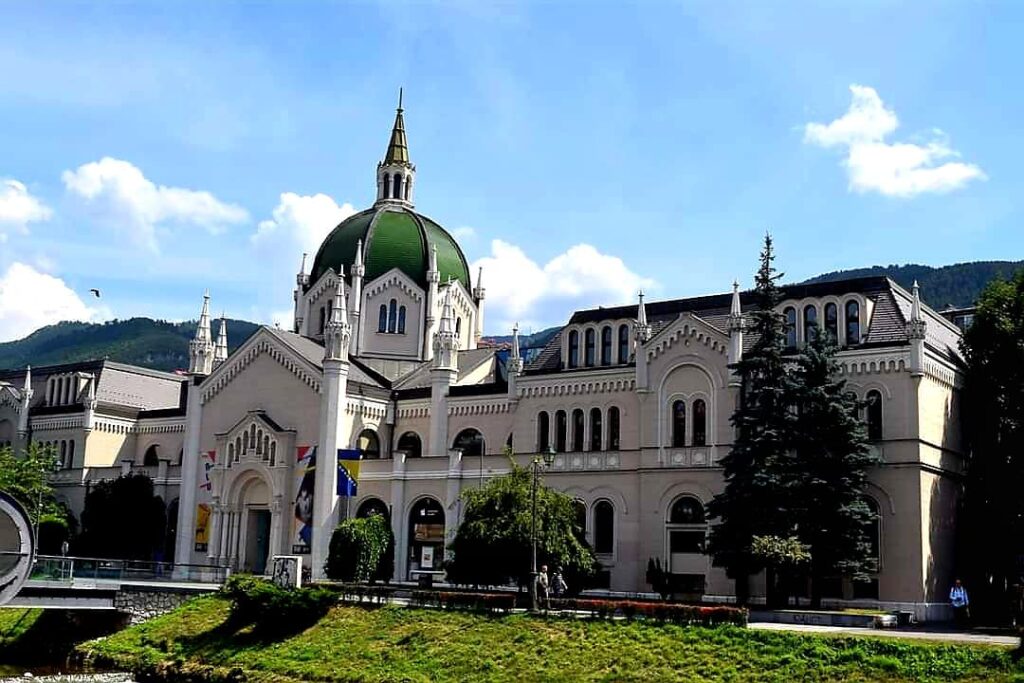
[{"x1": 750, "y1": 621, "x2": 1020, "y2": 647}]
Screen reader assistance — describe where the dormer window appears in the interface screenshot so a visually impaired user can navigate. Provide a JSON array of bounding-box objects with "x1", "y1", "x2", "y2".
[{"x1": 845, "y1": 300, "x2": 861, "y2": 345}]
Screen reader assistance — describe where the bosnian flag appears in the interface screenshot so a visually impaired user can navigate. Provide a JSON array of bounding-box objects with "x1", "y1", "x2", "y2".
[{"x1": 337, "y1": 449, "x2": 361, "y2": 496}]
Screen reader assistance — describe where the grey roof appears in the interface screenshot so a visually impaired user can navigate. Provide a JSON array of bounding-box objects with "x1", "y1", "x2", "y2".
[
  {"x1": 263, "y1": 326, "x2": 390, "y2": 390},
  {"x1": 393, "y1": 348, "x2": 497, "y2": 389},
  {"x1": 96, "y1": 366, "x2": 182, "y2": 410}
]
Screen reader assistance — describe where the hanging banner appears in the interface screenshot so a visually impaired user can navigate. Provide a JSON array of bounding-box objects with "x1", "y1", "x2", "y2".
[
  {"x1": 194, "y1": 503, "x2": 211, "y2": 552},
  {"x1": 291, "y1": 445, "x2": 316, "y2": 554},
  {"x1": 199, "y1": 450, "x2": 216, "y2": 491},
  {"x1": 337, "y1": 448, "x2": 361, "y2": 497}
]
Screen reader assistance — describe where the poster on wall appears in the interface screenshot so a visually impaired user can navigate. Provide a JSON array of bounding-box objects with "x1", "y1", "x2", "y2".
[
  {"x1": 194, "y1": 503, "x2": 211, "y2": 552},
  {"x1": 420, "y1": 545, "x2": 435, "y2": 569},
  {"x1": 291, "y1": 445, "x2": 316, "y2": 554}
]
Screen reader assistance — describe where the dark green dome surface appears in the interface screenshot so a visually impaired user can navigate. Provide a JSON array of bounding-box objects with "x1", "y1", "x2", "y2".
[{"x1": 309, "y1": 205, "x2": 471, "y2": 292}]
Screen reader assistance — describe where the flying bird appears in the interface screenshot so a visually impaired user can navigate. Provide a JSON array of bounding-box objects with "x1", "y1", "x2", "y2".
[{"x1": 89, "y1": 289, "x2": 101, "y2": 298}]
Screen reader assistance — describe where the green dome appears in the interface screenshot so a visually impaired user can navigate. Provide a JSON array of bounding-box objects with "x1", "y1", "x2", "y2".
[{"x1": 309, "y1": 206, "x2": 471, "y2": 292}]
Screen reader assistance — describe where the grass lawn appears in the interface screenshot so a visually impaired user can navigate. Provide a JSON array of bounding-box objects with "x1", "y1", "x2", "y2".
[
  {"x1": 0, "y1": 608, "x2": 43, "y2": 649},
  {"x1": 79, "y1": 596, "x2": 1024, "y2": 683}
]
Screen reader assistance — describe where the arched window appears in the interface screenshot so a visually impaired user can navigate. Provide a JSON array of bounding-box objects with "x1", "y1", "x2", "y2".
[
  {"x1": 269, "y1": 442, "x2": 277, "y2": 466},
  {"x1": 590, "y1": 407, "x2": 603, "y2": 451},
  {"x1": 143, "y1": 444, "x2": 160, "y2": 466},
  {"x1": 250, "y1": 424, "x2": 257, "y2": 446},
  {"x1": 235, "y1": 437, "x2": 242, "y2": 460},
  {"x1": 357, "y1": 497, "x2": 390, "y2": 519},
  {"x1": 452, "y1": 428, "x2": 484, "y2": 457},
  {"x1": 262, "y1": 436, "x2": 270, "y2": 459},
  {"x1": 67, "y1": 440, "x2": 75, "y2": 468},
  {"x1": 845, "y1": 300, "x2": 861, "y2": 345},
  {"x1": 670, "y1": 496, "x2": 706, "y2": 525},
  {"x1": 404, "y1": 176, "x2": 411, "y2": 200},
  {"x1": 593, "y1": 500, "x2": 615, "y2": 555},
  {"x1": 568, "y1": 330, "x2": 579, "y2": 368},
  {"x1": 388, "y1": 299, "x2": 398, "y2": 333},
  {"x1": 537, "y1": 412, "x2": 550, "y2": 452},
  {"x1": 692, "y1": 399, "x2": 707, "y2": 447},
  {"x1": 397, "y1": 431, "x2": 422, "y2": 458},
  {"x1": 383, "y1": 173, "x2": 391, "y2": 198},
  {"x1": 506, "y1": 432, "x2": 513, "y2": 451},
  {"x1": 617, "y1": 324, "x2": 630, "y2": 363},
  {"x1": 600, "y1": 326, "x2": 612, "y2": 366},
  {"x1": 824, "y1": 302, "x2": 839, "y2": 342},
  {"x1": 672, "y1": 400, "x2": 687, "y2": 447},
  {"x1": 358, "y1": 429, "x2": 381, "y2": 459},
  {"x1": 784, "y1": 306, "x2": 797, "y2": 348},
  {"x1": 555, "y1": 410, "x2": 567, "y2": 452},
  {"x1": 398, "y1": 306, "x2": 407, "y2": 334},
  {"x1": 584, "y1": 329, "x2": 596, "y2": 366},
  {"x1": 256, "y1": 429, "x2": 264, "y2": 454},
  {"x1": 803, "y1": 305, "x2": 818, "y2": 343},
  {"x1": 326, "y1": 299, "x2": 333, "y2": 325},
  {"x1": 573, "y1": 500, "x2": 587, "y2": 536},
  {"x1": 59, "y1": 440, "x2": 67, "y2": 468},
  {"x1": 378, "y1": 304, "x2": 388, "y2": 332},
  {"x1": 393, "y1": 174, "x2": 403, "y2": 199},
  {"x1": 864, "y1": 497, "x2": 881, "y2": 566},
  {"x1": 865, "y1": 390, "x2": 883, "y2": 441},
  {"x1": 668, "y1": 496, "x2": 707, "y2": 556},
  {"x1": 571, "y1": 409, "x2": 584, "y2": 452},
  {"x1": 456, "y1": 317, "x2": 462, "y2": 335},
  {"x1": 319, "y1": 307, "x2": 326, "y2": 335},
  {"x1": 608, "y1": 406, "x2": 621, "y2": 450}
]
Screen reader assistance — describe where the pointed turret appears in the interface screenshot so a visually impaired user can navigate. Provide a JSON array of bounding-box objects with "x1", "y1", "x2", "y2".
[
  {"x1": 214, "y1": 316, "x2": 229, "y2": 366},
  {"x1": 17, "y1": 366, "x2": 33, "y2": 439},
  {"x1": 907, "y1": 280, "x2": 927, "y2": 376},
  {"x1": 22, "y1": 365, "x2": 31, "y2": 393},
  {"x1": 350, "y1": 239, "x2": 365, "y2": 356},
  {"x1": 433, "y1": 283, "x2": 460, "y2": 370},
  {"x1": 376, "y1": 89, "x2": 416, "y2": 206},
  {"x1": 507, "y1": 323, "x2": 523, "y2": 401},
  {"x1": 635, "y1": 290, "x2": 652, "y2": 343},
  {"x1": 727, "y1": 281, "x2": 745, "y2": 379},
  {"x1": 189, "y1": 292, "x2": 215, "y2": 375},
  {"x1": 472, "y1": 266, "x2": 485, "y2": 348},
  {"x1": 423, "y1": 244, "x2": 441, "y2": 360},
  {"x1": 324, "y1": 273, "x2": 351, "y2": 361}
]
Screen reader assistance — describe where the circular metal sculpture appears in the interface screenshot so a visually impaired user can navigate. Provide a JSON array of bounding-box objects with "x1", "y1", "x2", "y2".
[{"x1": 0, "y1": 491, "x2": 34, "y2": 605}]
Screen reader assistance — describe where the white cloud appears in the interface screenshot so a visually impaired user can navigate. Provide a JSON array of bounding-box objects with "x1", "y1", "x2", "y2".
[
  {"x1": 62, "y1": 157, "x2": 249, "y2": 251},
  {"x1": 0, "y1": 262, "x2": 106, "y2": 342},
  {"x1": 472, "y1": 240, "x2": 655, "y2": 333},
  {"x1": 252, "y1": 192, "x2": 356, "y2": 256},
  {"x1": 0, "y1": 179, "x2": 52, "y2": 241},
  {"x1": 804, "y1": 85, "x2": 985, "y2": 197},
  {"x1": 451, "y1": 225, "x2": 477, "y2": 241}
]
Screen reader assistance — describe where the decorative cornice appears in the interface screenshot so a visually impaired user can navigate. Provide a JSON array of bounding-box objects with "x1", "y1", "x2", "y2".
[
  {"x1": 364, "y1": 268, "x2": 424, "y2": 302},
  {"x1": 518, "y1": 376, "x2": 635, "y2": 399},
  {"x1": 646, "y1": 314, "x2": 729, "y2": 361}
]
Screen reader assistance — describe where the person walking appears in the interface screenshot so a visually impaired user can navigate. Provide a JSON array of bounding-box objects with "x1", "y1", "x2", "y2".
[
  {"x1": 551, "y1": 566, "x2": 568, "y2": 598},
  {"x1": 537, "y1": 564, "x2": 550, "y2": 611},
  {"x1": 950, "y1": 579, "x2": 970, "y2": 626}
]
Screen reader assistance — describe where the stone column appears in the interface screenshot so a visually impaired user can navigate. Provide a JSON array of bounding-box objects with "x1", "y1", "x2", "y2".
[
  {"x1": 175, "y1": 379, "x2": 205, "y2": 569},
  {"x1": 390, "y1": 453, "x2": 407, "y2": 581}
]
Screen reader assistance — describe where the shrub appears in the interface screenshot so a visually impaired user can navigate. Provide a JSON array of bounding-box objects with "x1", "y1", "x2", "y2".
[
  {"x1": 325, "y1": 514, "x2": 393, "y2": 582},
  {"x1": 222, "y1": 575, "x2": 336, "y2": 634},
  {"x1": 548, "y1": 597, "x2": 747, "y2": 627}
]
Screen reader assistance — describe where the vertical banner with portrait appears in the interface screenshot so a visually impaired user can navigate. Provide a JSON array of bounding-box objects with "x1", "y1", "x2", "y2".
[
  {"x1": 291, "y1": 445, "x2": 316, "y2": 554},
  {"x1": 194, "y1": 503, "x2": 211, "y2": 552}
]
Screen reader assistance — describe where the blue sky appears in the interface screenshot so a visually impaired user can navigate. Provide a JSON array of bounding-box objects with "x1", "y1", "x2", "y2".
[{"x1": 0, "y1": 1, "x2": 1019, "y2": 341}]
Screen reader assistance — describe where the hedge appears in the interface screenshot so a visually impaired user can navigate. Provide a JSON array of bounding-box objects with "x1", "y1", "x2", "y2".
[
  {"x1": 410, "y1": 590, "x2": 518, "y2": 614},
  {"x1": 549, "y1": 598, "x2": 748, "y2": 626},
  {"x1": 221, "y1": 575, "x2": 337, "y2": 634}
]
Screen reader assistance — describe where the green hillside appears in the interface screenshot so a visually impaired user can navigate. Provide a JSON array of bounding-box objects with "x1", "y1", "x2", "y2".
[
  {"x1": 0, "y1": 317, "x2": 260, "y2": 372},
  {"x1": 802, "y1": 260, "x2": 1024, "y2": 309}
]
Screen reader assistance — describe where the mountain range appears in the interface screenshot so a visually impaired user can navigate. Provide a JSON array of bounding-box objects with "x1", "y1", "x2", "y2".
[{"x1": 2, "y1": 260, "x2": 1021, "y2": 373}]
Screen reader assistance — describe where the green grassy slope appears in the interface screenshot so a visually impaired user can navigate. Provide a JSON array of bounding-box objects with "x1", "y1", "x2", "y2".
[{"x1": 80, "y1": 596, "x2": 1021, "y2": 683}]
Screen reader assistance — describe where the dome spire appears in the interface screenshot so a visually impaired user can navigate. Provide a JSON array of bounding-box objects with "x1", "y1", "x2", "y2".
[
  {"x1": 376, "y1": 89, "x2": 416, "y2": 206},
  {"x1": 384, "y1": 88, "x2": 409, "y2": 165}
]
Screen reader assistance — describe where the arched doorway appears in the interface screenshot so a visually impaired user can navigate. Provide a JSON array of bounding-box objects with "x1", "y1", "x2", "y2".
[
  {"x1": 223, "y1": 472, "x2": 276, "y2": 575},
  {"x1": 407, "y1": 498, "x2": 445, "y2": 580},
  {"x1": 356, "y1": 497, "x2": 390, "y2": 520},
  {"x1": 357, "y1": 429, "x2": 381, "y2": 459},
  {"x1": 666, "y1": 495, "x2": 708, "y2": 594}
]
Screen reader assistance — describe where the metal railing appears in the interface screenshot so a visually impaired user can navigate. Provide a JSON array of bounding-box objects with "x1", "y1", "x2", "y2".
[{"x1": 29, "y1": 554, "x2": 231, "y2": 585}]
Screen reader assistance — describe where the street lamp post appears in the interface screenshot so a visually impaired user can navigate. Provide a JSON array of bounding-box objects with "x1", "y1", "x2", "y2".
[{"x1": 529, "y1": 446, "x2": 557, "y2": 612}]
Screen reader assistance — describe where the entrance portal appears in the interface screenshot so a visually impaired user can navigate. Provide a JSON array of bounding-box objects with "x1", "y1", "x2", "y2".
[
  {"x1": 246, "y1": 509, "x2": 271, "y2": 574},
  {"x1": 407, "y1": 498, "x2": 445, "y2": 580}
]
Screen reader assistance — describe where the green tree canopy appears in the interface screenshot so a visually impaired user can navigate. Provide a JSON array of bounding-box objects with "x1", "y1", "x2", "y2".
[
  {"x1": 77, "y1": 473, "x2": 167, "y2": 560},
  {"x1": 960, "y1": 267, "x2": 1024, "y2": 620},
  {"x1": 707, "y1": 234, "x2": 798, "y2": 604},
  {"x1": 325, "y1": 513, "x2": 394, "y2": 583},
  {"x1": 446, "y1": 466, "x2": 596, "y2": 589},
  {"x1": 789, "y1": 331, "x2": 878, "y2": 606},
  {"x1": 0, "y1": 443, "x2": 69, "y2": 549}
]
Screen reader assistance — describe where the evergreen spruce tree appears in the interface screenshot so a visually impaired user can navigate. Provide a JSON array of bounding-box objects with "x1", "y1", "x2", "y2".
[
  {"x1": 707, "y1": 234, "x2": 797, "y2": 605},
  {"x1": 790, "y1": 330, "x2": 879, "y2": 608}
]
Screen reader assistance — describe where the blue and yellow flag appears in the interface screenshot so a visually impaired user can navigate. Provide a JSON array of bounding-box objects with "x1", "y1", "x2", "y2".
[{"x1": 337, "y1": 448, "x2": 361, "y2": 496}]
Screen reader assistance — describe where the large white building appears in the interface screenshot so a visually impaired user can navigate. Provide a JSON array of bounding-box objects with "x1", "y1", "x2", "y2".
[{"x1": 0, "y1": 100, "x2": 967, "y2": 619}]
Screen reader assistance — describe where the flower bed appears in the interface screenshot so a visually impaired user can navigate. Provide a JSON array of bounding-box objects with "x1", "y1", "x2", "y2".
[{"x1": 549, "y1": 598, "x2": 748, "y2": 626}]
